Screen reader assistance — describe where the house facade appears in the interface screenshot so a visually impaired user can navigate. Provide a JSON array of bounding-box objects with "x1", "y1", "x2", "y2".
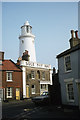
[
  {"x1": 57, "y1": 30, "x2": 80, "y2": 108},
  {"x1": 0, "y1": 52, "x2": 23, "y2": 101},
  {"x1": 18, "y1": 58, "x2": 52, "y2": 98}
]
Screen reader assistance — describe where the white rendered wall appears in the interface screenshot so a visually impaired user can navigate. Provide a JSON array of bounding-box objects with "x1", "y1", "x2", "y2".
[
  {"x1": 19, "y1": 36, "x2": 36, "y2": 62},
  {"x1": 22, "y1": 67, "x2": 26, "y2": 98}
]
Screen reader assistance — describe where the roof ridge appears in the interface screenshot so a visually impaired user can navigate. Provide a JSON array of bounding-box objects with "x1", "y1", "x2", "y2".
[{"x1": 10, "y1": 59, "x2": 22, "y2": 71}]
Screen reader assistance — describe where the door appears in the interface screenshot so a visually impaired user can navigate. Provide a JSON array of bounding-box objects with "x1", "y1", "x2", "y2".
[
  {"x1": 16, "y1": 88, "x2": 20, "y2": 100},
  {"x1": 26, "y1": 85, "x2": 30, "y2": 98}
]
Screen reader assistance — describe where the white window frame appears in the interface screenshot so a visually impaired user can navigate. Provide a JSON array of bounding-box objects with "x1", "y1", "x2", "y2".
[
  {"x1": 64, "y1": 78, "x2": 74, "y2": 102},
  {"x1": 42, "y1": 71, "x2": 45, "y2": 80},
  {"x1": 64, "y1": 54, "x2": 72, "y2": 72},
  {"x1": 31, "y1": 85, "x2": 35, "y2": 94},
  {"x1": 31, "y1": 71, "x2": 35, "y2": 79},
  {"x1": 6, "y1": 71, "x2": 13, "y2": 82},
  {"x1": 6, "y1": 87, "x2": 12, "y2": 98}
]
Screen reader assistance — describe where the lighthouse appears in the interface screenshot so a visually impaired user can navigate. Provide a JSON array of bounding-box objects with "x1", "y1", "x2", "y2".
[
  {"x1": 19, "y1": 21, "x2": 36, "y2": 62},
  {"x1": 18, "y1": 21, "x2": 52, "y2": 99}
]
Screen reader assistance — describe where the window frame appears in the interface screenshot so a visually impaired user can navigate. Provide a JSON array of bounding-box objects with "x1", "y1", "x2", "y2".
[
  {"x1": 31, "y1": 71, "x2": 35, "y2": 79},
  {"x1": 6, "y1": 87, "x2": 12, "y2": 98},
  {"x1": 6, "y1": 71, "x2": 13, "y2": 82},
  {"x1": 37, "y1": 70, "x2": 40, "y2": 79},
  {"x1": 31, "y1": 85, "x2": 35, "y2": 94},
  {"x1": 65, "y1": 81, "x2": 74, "y2": 102},
  {"x1": 64, "y1": 54, "x2": 72, "y2": 72},
  {"x1": 42, "y1": 71, "x2": 45, "y2": 80}
]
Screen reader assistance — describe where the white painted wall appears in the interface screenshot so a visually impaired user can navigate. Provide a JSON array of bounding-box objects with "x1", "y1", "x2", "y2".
[
  {"x1": 22, "y1": 67, "x2": 26, "y2": 98},
  {"x1": 19, "y1": 21, "x2": 36, "y2": 62}
]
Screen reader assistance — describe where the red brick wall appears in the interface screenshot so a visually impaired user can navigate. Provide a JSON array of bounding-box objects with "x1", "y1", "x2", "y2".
[{"x1": 2, "y1": 71, "x2": 23, "y2": 100}]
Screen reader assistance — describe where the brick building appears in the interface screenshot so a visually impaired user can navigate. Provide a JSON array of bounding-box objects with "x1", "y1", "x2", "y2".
[{"x1": 0, "y1": 52, "x2": 23, "y2": 101}]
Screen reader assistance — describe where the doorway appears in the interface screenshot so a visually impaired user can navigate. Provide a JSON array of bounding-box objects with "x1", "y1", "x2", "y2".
[
  {"x1": 16, "y1": 88, "x2": 20, "y2": 100},
  {"x1": 26, "y1": 85, "x2": 30, "y2": 98}
]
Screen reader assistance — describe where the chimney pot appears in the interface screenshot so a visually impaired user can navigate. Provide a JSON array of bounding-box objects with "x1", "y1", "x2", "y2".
[
  {"x1": 75, "y1": 30, "x2": 78, "y2": 39},
  {"x1": 71, "y1": 30, "x2": 74, "y2": 39}
]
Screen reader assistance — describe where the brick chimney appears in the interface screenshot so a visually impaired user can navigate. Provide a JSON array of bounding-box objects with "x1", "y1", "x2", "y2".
[
  {"x1": 75, "y1": 30, "x2": 78, "y2": 39},
  {"x1": 71, "y1": 30, "x2": 74, "y2": 39},
  {"x1": 69, "y1": 30, "x2": 80, "y2": 48},
  {"x1": 0, "y1": 52, "x2": 4, "y2": 60},
  {"x1": 22, "y1": 50, "x2": 30, "y2": 61}
]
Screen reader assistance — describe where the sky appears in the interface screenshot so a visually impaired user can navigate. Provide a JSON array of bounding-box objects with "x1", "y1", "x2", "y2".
[{"x1": 1, "y1": 1, "x2": 78, "y2": 70}]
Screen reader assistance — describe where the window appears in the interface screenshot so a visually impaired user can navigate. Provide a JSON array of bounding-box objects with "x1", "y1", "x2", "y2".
[
  {"x1": 37, "y1": 70, "x2": 40, "y2": 79},
  {"x1": 31, "y1": 71, "x2": 35, "y2": 79},
  {"x1": 22, "y1": 40, "x2": 24, "y2": 43},
  {"x1": 26, "y1": 26, "x2": 29, "y2": 33},
  {"x1": 0, "y1": 60, "x2": 2, "y2": 65},
  {"x1": 6, "y1": 87, "x2": 12, "y2": 98},
  {"x1": 42, "y1": 72, "x2": 45, "y2": 80},
  {"x1": 64, "y1": 55, "x2": 71, "y2": 72},
  {"x1": 6, "y1": 72, "x2": 12, "y2": 81},
  {"x1": 66, "y1": 83, "x2": 74, "y2": 101},
  {"x1": 27, "y1": 74, "x2": 31, "y2": 80},
  {"x1": 32, "y1": 85, "x2": 35, "y2": 94},
  {"x1": 41, "y1": 84, "x2": 48, "y2": 90}
]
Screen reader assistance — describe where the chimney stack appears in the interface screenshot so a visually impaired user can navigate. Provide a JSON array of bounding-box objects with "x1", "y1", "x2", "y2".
[
  {"x1": 75, "y1": 30, "x2": 78, "y2": 39},
  {"x1": 0, "y1": 52, "x2": 4, "y2": 60},
  {"x1": 53, "y1": 67, "x2": 56, "y2": 75},
  {"x1": 71, "y1": 30, "x2": 74, "y2": 39}
]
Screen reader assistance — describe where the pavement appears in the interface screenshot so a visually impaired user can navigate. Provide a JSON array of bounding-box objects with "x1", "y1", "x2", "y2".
[{"x1": 2, "y1": 99, "x2": 31, "y2": 105}]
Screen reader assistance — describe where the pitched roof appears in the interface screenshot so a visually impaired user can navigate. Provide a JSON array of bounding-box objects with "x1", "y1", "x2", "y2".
[
  {"x1": 56, "y1": 43, "x2": 80, "y2": 58},
  {"x1": 0, "y1": 59, "x2": 22, "y2": 71}
]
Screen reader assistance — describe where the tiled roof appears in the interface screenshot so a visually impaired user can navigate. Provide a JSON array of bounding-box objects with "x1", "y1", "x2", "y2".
[{"x1": 0, "y1": 59, "x2": 22, "y2": 71}]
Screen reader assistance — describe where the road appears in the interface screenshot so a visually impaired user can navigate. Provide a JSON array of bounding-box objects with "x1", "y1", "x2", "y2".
[{"x1": 2, "y1": 99, "x2": 80, "y2": 120}]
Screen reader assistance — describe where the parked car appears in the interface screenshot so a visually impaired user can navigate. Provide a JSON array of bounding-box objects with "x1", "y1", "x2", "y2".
[{"x1": 32, "y1": 91, "x2": 50, "y2": 105}]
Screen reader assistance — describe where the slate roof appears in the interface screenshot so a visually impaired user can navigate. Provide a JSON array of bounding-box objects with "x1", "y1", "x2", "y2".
[{"x1": 56, "y1": 43, "x2": 80, "y2": 58}]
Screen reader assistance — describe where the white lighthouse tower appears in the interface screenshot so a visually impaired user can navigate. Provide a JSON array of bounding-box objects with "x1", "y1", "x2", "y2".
[{"x1": 19, "y1": 21, "x2": 36, "y2": 62}]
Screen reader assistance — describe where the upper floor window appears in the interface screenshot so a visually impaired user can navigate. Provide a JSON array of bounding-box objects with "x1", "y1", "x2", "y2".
[
  {"x1": 42, "y1": 71, "x2": 45, "y2": 80},
  {"x1": 6, "y1": 72, "x2": 12, "y2": 81},
  {"x1": 64, "y1": 55, "x2": 71, "y2": 72},
  {"x1": 37, "y1": 70, "x2": 40, "y2": 79},
  {"x1": 31, "y1": 71, "x2": 35, "y2": 79}
]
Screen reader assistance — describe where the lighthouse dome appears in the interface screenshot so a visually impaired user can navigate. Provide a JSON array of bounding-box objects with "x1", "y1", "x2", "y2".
[{"x1": 24, "y1": 21, "x2": 29, "y2": 26}]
